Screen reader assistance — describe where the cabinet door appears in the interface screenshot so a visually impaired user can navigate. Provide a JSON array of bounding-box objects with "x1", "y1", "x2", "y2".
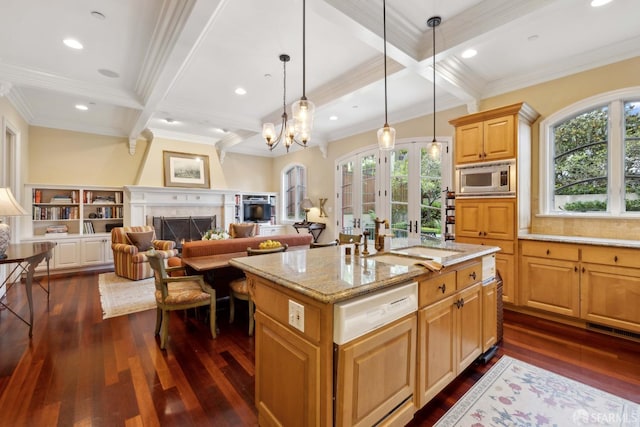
[
  {"x1": 54, "y1": 240, "x2": 81, "y2": 269},
  {"x1": 581, "y1": 263, "x2": 640, "y2": 333},
  {"x1": 81, "y1": 238, "x2": 108, "y2": 265},
  {"x1": 495, "y1": 253, "x2": 515, "y2": 304},
  {"x1": 417, "y1": 295, "x2": 456, "y2": 407},
  {"x1": 456, "y1": 283, "x2": 483, "y2": 372},
  {"x1": 482, "y1": 281, "x2": 497, "y2": 351},
  {"x1": 521, "y1": 256, "x2": 580, "y2": 317},
  {"x1": 335, "y1": 315, "x2": 416, "y2": 427},
  {"x1": 483, "y1": 115, "x2": 515, "y2": 161},
  {"x1": 455, "y1": 201, "x2": 483, "y2": 238},
  {"x1": 483, "y1": 200, "x2": 515, "y2": 240},
  {"x1": 254, "y1": 310, "x2": 319, "y2": 427},
  {"x1": 455, "y1": 122, "x2": 483, "y2": 164}
]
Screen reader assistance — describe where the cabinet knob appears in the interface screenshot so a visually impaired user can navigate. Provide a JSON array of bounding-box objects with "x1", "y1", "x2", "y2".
[
  {"x1": 438, "y1": 283, "x2": 446, "y2": 294},
  {"x1": 469, "y1": 271, "x2": 477, "y2": 280},
  {"x1": 546, "y1": 249, "x2": 550, "y2": 255},
  {"x1": 478, "y1": 153, "x2": 482, "y2": 159},
  {"x1": 614, "y1": 255, "x2": 618, "y2": 262},
  {"x1": 478, "y1": 231, "x2": 482, "y2": 236},
  {"x1": 574, "y1": 266, "x2": 578, "y2": 272},
  {"x1": 582, "y1": 267, "x2": 585, "y2": 273}
]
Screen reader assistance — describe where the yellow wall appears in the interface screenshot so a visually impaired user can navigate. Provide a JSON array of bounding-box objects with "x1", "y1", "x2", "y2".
[{"x1": 28, "y1": 127, "x2": 147, "y2": 187}]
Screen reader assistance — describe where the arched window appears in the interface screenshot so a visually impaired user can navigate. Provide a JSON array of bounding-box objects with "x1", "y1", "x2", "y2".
[
  {"x1": 281, "y1": 164, "x2": 307, "y2": 222},
  {"x1": 540, "y1": 88, "x2": 640, "y2": 216}
]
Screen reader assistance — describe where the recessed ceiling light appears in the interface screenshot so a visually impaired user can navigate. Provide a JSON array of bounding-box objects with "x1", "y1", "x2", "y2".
[
  {"x1": 164, "y1": 118, "x2": 177, "y2": 124},
  {"x1": 235, "y1": 87, "x2": 247, "y2": 95},
  {"x1": 591, "y1": 0, "x2": 613, "y2": 7},
  {"x1": 461, "y1": 49, "x2": 477, "y2": 59},
  {"x1": 98, "y1": 69, "x2": 120, "y2": 78},
  {"x1": 75, "y1": 104, "x2": 88, "y2": 111},
  {"x1": 213, "y1": 128, "x2": 228, "y2": 134},
  {"x1": 63, "y1": 38, "x2": 83, "y2": 50},
  {"x1": 329, "y1": 115, "x2": 338, "y2": 121},
  {"x1": 527, "y1": 34, "x2": 539, "y2": 42}
]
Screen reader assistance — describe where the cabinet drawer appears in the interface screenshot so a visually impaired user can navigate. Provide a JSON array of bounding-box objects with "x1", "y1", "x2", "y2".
[
  {"x1": 456, "y1": 262, "x2": 482, "y2": 290},
  {"x1": 520, "y1": 240, "x2": 579, "y2": 261},
  {"x1": 419, "y1": 271, "x2": 457, "y2": 307},
  {"x1": 455, "y1": 237, "x2": 514, "y2": 254},
  {"x1": 581, "y1": 246, "x2": 639, "y2": 268}
]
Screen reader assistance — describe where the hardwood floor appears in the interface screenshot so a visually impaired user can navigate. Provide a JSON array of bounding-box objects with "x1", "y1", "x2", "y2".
[{"x1": 0, "y1": 271, "x2": 638, "y2": 426}]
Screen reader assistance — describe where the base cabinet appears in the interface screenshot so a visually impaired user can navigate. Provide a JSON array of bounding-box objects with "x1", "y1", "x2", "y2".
[
  {"x1": 417, "y1": 282, "x2": 483, "y2": 407},
  {"x1": 53, "y1": 239, "x2": 81, "y2": 270},
  {"x1": 254, "y1": 310, "x2": 320, "y2": 427},
  {"x1": 482, "y1": 280, "x2": 498, "y2": 351},
  {"x1": 335, "y1": 315, "x2": 416, "y2": 427},
  {"x1": 81, "y1": 237, "x2": 111, "y2": 265},
  {"x1": 581, "y1": 263, "x2": 640, "y2": 333},
  {"x1": 519, "y1": 240, "x2": 640, "y2": 334}
]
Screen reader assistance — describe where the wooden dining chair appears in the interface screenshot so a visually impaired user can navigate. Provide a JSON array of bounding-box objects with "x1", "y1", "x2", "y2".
[
  {"x1": 229, "y1": 244, "x2": 288, "y2": 336},
  {"x1": 147, "y1": 251, "x2": 216, "y2": 349}
]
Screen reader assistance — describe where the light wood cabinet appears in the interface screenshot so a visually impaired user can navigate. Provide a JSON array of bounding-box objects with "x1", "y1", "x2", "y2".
[
  {"x1": 520, "y1": 244, "x2": 580, "y2": 317},
  {"x1": 417, "y1": 276, "x2": 485, "y2": 407},
  {"x1": 335, "y1": 314, "x2": 416, "y2": 427},
  {"x1": 482, "y1": 280, "x2": 498, "y2": 351},
  {"x1": 454, "y1": 115, "x2": 515, "y2": 164},
  {"x1": 519, "y1": 240, "x2": 640, "y2": 334},
  {"x1": 456, "y1": 199, "x2": 515, "y2": 240}
]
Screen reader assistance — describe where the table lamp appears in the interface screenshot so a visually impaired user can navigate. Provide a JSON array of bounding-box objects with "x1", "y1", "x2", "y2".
[
  {"x1": 300, "y1": 198, "x2": 313, "y2": 223},
  {"x1": 0, "y1": 187, "x2": 28, "y2": 258}
]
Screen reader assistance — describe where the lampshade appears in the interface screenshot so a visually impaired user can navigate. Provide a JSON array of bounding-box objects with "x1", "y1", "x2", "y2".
[
  {"x1": 0, "y1": 187, "x2": 28, "y2": 258},
  {"x1": 300, "y1": 198, "x2": 313, "y2": 210},
  {"x1": 0, "y1": 187, "x2": 27, "y2": 216}
]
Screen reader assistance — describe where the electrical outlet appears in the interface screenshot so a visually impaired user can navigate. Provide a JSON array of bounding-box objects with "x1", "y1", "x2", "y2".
[{"x1": 288, "y1": 299, "x2": 305, "y2": 332}]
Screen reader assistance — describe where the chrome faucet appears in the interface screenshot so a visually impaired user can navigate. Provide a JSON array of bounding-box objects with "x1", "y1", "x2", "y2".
[{"x1": 374, "y1": 217, "x2": 390, "y2": 252}]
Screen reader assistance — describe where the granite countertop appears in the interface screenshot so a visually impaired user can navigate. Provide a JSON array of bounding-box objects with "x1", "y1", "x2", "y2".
[
  {"x1": 229, "y1": 241, "x2": 499, "y2": 304},
  {"x1": 519, "y1": 233, "x2": 640, "y2": 249}
]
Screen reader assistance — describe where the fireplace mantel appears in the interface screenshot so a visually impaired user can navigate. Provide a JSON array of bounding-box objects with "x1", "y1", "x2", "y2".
[{"x1": 124, "y1": 186, "x2": 236, "y2": 230}]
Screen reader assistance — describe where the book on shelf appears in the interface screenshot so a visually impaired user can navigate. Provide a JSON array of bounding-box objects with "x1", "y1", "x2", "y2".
[
  {"x1": 83, "y1": 221, "x2": 95, "y2": 234},
  {"x1": 46, "y1": 224, "x2": 69, "y2": 233},
  {"x1": 49, "y1": 195, "x2": 73, "y2": 204}
]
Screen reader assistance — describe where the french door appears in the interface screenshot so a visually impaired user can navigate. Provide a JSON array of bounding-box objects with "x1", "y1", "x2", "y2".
[
  {"x1": 336, "y1": 148, "x2": 380, "y2": 238},
  {"x1": 387, "y1": 139, "x2": 451, "y2": 244}
]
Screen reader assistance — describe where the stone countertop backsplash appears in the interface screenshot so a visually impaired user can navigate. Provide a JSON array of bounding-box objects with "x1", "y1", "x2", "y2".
[
  {"x1": 229, "y1": 241, "x2": 499, "y2": 304},
  {"x1": 519, "y1": 233, "x2": 640, "y2": 249}
]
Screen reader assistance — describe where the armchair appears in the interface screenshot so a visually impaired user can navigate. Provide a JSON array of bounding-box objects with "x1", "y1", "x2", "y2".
[{"x1": 111, "y1": 226, "x2": 178, "y2": 281}]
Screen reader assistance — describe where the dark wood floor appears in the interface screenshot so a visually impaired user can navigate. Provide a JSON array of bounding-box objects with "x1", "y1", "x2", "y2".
[{"x1": 0, "y1": 272, "x2": 638, "y2": 426}]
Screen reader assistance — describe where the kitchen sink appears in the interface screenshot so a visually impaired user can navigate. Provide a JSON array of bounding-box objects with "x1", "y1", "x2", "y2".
[{"x1": 369, "y1": 254, "x2": 422, "y2": 267}]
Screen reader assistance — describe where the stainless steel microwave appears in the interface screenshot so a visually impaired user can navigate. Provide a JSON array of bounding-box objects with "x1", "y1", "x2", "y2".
[{"x1": 455, "y1": 159, "x2": 516, "y2": 197}]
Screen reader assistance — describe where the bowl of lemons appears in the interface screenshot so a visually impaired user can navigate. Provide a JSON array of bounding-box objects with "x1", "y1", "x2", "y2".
[{"x1": 258, "y1": 240, "x2": 282, "y2": 249}]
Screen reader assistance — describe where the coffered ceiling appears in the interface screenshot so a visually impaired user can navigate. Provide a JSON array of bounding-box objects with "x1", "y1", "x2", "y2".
[{"x1": 0, "y1": 0, "x2": 638, "y2": 157}]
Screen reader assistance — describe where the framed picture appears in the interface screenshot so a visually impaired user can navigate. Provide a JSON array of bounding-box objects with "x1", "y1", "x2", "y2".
[{"x1": 163, "y1": 151, "x2": 210, "y2": 188}]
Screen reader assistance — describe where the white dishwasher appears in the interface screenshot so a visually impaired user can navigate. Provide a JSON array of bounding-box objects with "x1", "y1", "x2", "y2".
[{"x1": 333, "y1": 282, "x2": 418, "y2": 427}]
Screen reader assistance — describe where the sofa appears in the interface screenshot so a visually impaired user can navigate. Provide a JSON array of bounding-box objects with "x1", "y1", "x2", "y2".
[
  {"x1": 111, "y1": 225, "x2": 178, "y2": 281},
  {"x1": 180, "y1": 233, "x2": 312, "y2": 299}
]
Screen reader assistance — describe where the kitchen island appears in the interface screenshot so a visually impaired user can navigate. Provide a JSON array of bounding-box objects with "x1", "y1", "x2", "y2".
[{"x1": 230, "y1": 241, "x2": 500, "y2": 427}]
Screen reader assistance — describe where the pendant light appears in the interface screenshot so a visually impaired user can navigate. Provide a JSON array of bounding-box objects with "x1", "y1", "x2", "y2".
[
  {"x1": 377, "y1": 0, "x2": 395, "y2": 151},
  {"x1": 427, "y1": 16, "x2": 441, "y2": 159},
  {"x1": 291, "y1": 0, "x2": 315, "y2": 144}
]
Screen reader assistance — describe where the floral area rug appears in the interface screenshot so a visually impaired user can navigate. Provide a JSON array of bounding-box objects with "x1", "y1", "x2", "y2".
[
  {"x1": 434, "y1": 355, "x2": 639, "y2": 427},
  {"x1": 98, "y1": 272, "x2": 156, "y2": 319}
]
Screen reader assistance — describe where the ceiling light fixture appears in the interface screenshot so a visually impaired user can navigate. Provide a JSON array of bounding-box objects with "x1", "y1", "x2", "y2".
[
  {"x1": 63, "y1": 38, "x2": 83, "y2": 50},
  {"x1": 427, "y1": 16, "x2": 441, "y2": 159},
  {"x1": 262, "y1": 54, "x2": 302, "y2": 152},
  {"x1": 461, "y1": 48, "x2": 477, "y2": 59},
  {"x1": 291, "y1": 0, "x2": 315, "y2": 145},
  {"x1": 75, "y1": 104, "x2": 88, "y2": 111},
  {"x1": 377, "y1": 0, "x2": 395, "y2": 151},
  {"x1": 234, "y1": 87, "x2": 247, "y2": 95},
  {"x1": 591, "y1": 0, "x2": 613, "y2": 7}
]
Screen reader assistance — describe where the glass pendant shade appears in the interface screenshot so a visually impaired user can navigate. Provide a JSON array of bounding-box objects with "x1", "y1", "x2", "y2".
[
  {"x1": 377, "y1": 124, "x2": 396, "y2": 151},
  {"x1": 262, "y1": 123, "x2": 276, "y2": 147},
  {"x1": 292, "y1": 97, "x2": 315, "y2": 144}
]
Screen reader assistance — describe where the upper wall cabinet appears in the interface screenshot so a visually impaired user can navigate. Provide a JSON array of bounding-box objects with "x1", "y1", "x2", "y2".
[{"x1": 450, "y1": 103, "x2": 538, "y2": 165}]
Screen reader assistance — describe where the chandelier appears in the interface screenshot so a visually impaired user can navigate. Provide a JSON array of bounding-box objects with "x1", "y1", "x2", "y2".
[
  {"x1": 262, "y1": 54, "x2": 299, "y2": 152},
  {"x1": 263, "y1": 0, "x2": 314, "y2": 152},
  {"x1": 377, "y1": 0, "x2": 395, "y2": 151}
]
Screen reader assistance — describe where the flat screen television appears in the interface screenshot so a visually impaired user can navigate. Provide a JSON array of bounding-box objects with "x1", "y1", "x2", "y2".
[{"x1": 243, "y1": 201, "x2": 272, "y2": 222}]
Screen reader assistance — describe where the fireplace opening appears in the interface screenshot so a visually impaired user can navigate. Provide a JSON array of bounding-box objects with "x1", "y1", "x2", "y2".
[{"x1": 152, "y1": 216, "x2": 216, "y2": 251}]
